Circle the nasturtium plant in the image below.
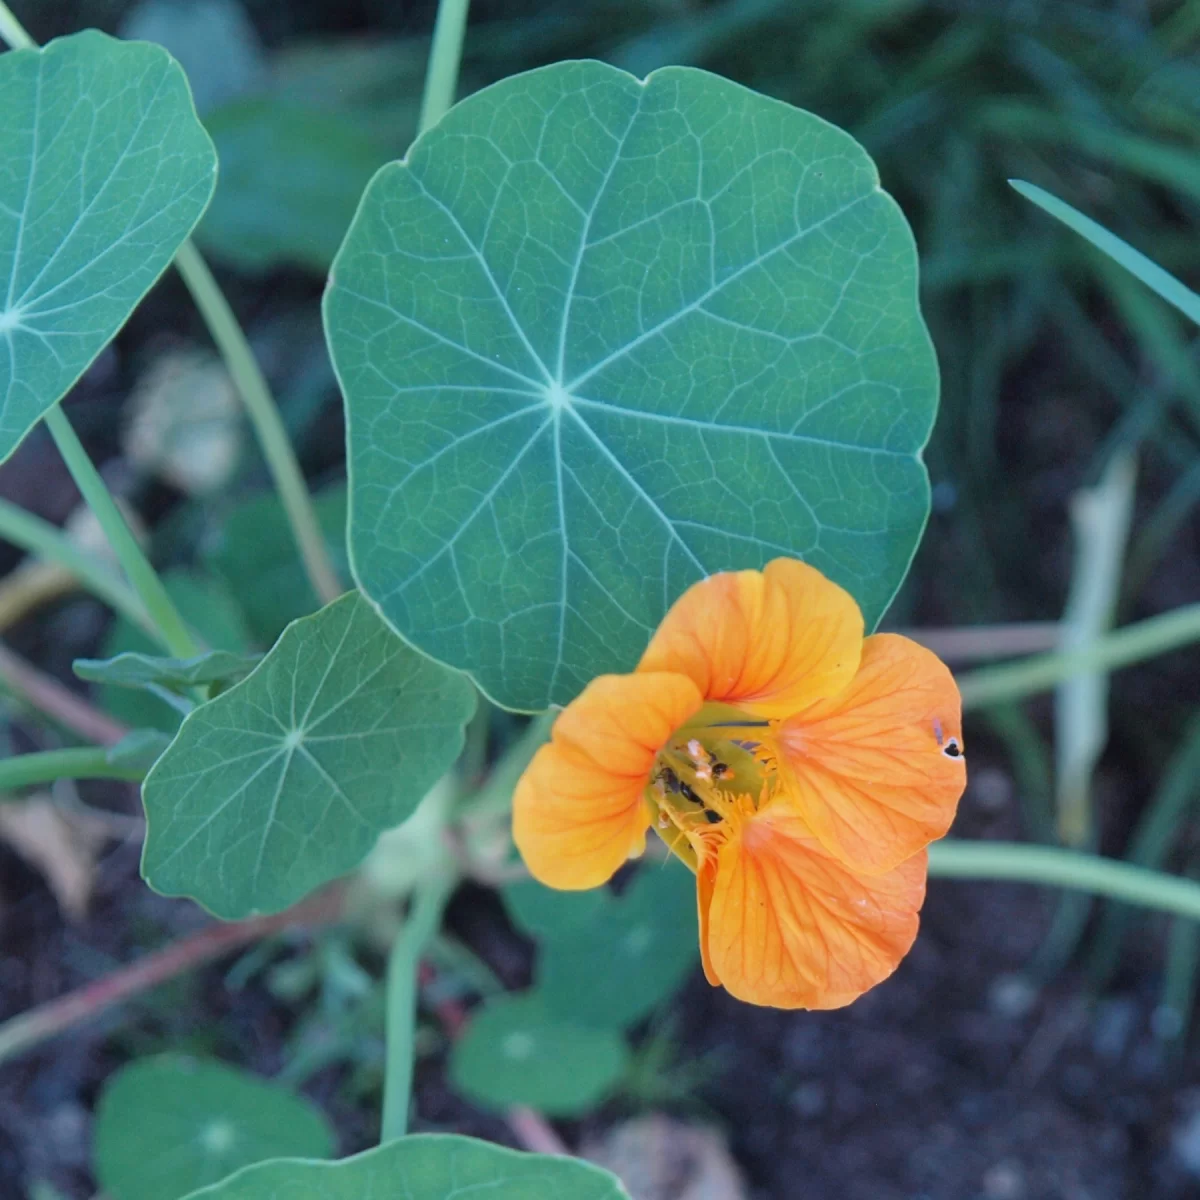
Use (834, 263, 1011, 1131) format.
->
(504, 863, 698, 1032)
(74, 648, 261, 691)
(0, 30, 216, 461)
(205, 484, 349, 645)
(96, 568, 251, 733)
(176, 1134, 630, 1200)
(199, 98, 393, 273)
(503, 876, 609, 942)
(535, 861, 699, 1031)
(326, 58, 937, 711)
(94, 1055, 335, 1200)
(0, 11, 987, 1193)
(450, 993, 629, 1116)
(142, 592, 476, 918)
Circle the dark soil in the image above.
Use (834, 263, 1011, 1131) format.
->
(3, 749, 1200, 1200)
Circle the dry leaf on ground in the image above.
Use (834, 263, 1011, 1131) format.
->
(583, 1114, 748, 1200)
(0, 795, 110, 920)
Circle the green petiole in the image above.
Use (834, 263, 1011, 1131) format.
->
(380, 872, 457, 1142)
(0, 745, 145, 792)
(42, 407, 200, 660)
(0, 497, 155, 640)
(417, 0, 471, 135)
(0, 1, 33, 49)
(172, 241, 342, 608)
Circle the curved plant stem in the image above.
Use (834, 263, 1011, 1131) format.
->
(0, 498, 152, 636)
(417, 0, 471, 134)
(376, 2, 474, 1141)
(929, 840, 1200, 920)
(0, 1, 34, 49)
(43, 407, 199, 658)
(0, 746, 143, 792)
(957, 603, 1200, 710)
(381, 872, 457, 1143)
(172, 241, 342, 608)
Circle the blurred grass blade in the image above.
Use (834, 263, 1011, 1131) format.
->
(929, 840, 1200, 920)
(1010, 181, 1200, 328)
(1101, 267, 1200, 440)
(982, 704, 1055, 844)
(958, 604, 1200, 709)
(1055, 452, 1137, 847)
(1088, 713, 1200, 987)
(1157, 892, 1200, 1054)
(1126, 460, 1200, 604)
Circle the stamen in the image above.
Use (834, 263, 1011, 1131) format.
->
(649, 702, 788, 865)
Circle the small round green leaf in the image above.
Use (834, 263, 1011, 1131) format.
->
(93, 1055, 334, 1200)
(325, 60, 936, 711)
(141, 591, 477, 918)
(0, 31, 217, 461)
(175, 1133, 629, 1200)
(502, 877, 608, 943)
(450, 993, 628, 1116)
(537, 863, 698, 1030)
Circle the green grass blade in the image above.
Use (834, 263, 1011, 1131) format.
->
(1010, 180, 1200, 328)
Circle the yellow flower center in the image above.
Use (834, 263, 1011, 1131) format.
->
(644, 702, 780, 871)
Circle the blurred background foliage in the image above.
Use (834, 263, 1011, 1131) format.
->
(6, 0, 1200, 1194)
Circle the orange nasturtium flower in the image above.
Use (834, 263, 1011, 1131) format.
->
(513, 559, 967, 1010)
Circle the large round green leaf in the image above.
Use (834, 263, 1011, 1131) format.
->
(141, 591, 477, 918)
(0, 31, 216, 461)
(94, 1055, 335, 1200)
(178, 1134, 629, 1200)
(325, 60, 936, 712)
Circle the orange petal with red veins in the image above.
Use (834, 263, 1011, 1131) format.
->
(704, 803, 926, 1009)
(637, 558, 864, 718)
(776, 633, 965, 876)
(512, 672, 703, 890)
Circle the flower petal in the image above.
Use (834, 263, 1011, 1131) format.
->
(637, 558, 863, 717)
(697, 860, 720, 986)
(776, 633, 965, 875)
(705, 804, 926, 1009)
(513, 672, 703, 890)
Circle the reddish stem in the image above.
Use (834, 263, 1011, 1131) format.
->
(0, 884, 344, 1064)
(0, 641, 130, 747)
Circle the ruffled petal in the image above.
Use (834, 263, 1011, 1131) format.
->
(776, 633, 965, 875)
(513, 672, 703, 890)
(637, 558, 863, 718)
(704, 803, 926, 1009)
